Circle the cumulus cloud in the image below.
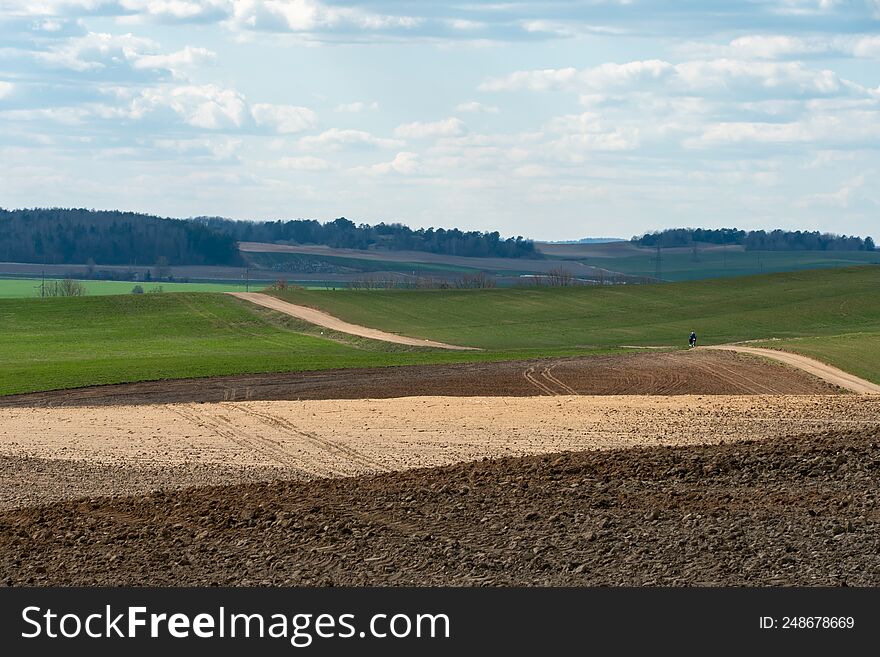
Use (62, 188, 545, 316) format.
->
(454, 101, 499, 114)
(129, 83, 251, 129)
(132, 45, 215, 73)
(278, 155, 331, 170)
(251, 103, 317, 133)
(482, 57, 867, 100)
(0, 81, 13, 98)
(682, 34, 880, 60)
(298, 127, 403, 150)
(394, 117, 465, 139)
(228, 0, 421, 35)
(334, 100, 379, 112)
(797, 174, 866, 207)
(352, 151, 421, 175)
(13, 30, 216, 81)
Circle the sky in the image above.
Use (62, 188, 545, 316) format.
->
(0, 1, 878, 240)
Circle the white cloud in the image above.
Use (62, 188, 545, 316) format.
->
(229, 0, 421, 35)
(278, 155, 331, 170)
(798, 174, 865, 207)
(251, 103, 317, 133)
(481, 58, 861, 99)
(394, 117, 465, 138)
(353, 151, 421, 175)
(454, 101, 499, 114)
(132, 46, 216, 74)
(22, 31, 215, 79)
(479, 67, 579, 92)
(545, 111, 641, 154)
(129, 83, 251, 129)
(299, 127, 403, 150)
(334, 100, 379, 112)
(0, 81, 13, 99)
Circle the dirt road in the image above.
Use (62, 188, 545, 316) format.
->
(4, 426, 878, 586)
(230, 292, 478, 350)
(0, 350, 841, 407)
(1, 394, 877, 509)
(705, 345, 880, 394)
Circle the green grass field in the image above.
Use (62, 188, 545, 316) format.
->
(274, 266, 880, 348)
(549, 248, 880, 282)
(3, 266, 878, 396)
(0, 278, 253, 298)
(0, 293, 603, 396)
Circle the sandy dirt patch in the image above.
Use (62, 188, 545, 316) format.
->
(230, 292, 478, 350)
(1, 394, 877, 509)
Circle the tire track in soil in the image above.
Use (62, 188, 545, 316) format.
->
(226, 405, 388, 474)
(523, 366, 558, 396)
(707, 360, 780, 395)
(691, 361, 776, 395)
(541, 365, 578, 395)
(170, 406, 314, 475)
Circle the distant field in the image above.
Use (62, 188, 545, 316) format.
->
(244, 251, 479, 275)
(3, 266, 878, 396)
(539, 243, 880, 282)
(759, 332, 880, 385)
(273, 267, 880, 351)
(0, 278, 253, 298)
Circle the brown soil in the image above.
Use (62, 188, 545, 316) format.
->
(705, 345, 880, 394)
(0, 350, 842, 408)
(3, 426, 878, 586)
(1, 394, 877, 510)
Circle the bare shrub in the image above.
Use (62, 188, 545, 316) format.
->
(44, 278, 86, 297)
(454, 272, 497, 289)
(545, 268, 575, 287)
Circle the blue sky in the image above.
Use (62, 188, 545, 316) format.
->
(0, 1, 878, 240)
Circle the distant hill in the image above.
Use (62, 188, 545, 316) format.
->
(0, 208, 241, 267)
(634, 227, 875, 251)
(543, 238, 625, 244)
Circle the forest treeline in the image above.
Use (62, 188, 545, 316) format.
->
(633, 228, 875, 251)
(0, 209, 537, 266)
(0, 208, 241, 266)
(195, 216, 537, 259)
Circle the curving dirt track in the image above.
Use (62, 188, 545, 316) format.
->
(0, 350, 842, 408)
(230, 292, 478, 350)
(1, 394, 877, 510)
(4, 426, 879, 586)
(704, 345, 880, 394)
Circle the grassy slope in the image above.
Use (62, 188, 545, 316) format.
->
(0, 293, 603, 396)
(273, 266, 880, 349)
(3, 266, 878, 396)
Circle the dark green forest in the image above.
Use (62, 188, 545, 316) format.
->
(0, 208, 241, 266)
(195, 216, 537, 258)
(0, 209, 537, 266)
(634, 228, 875, 251)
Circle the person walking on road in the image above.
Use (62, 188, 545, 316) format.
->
(689, 331, 698, 348)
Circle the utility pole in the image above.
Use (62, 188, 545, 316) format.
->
(246, 267, 250, 293)
(41, 270, 45, 298)
(655, 243, 662, 283)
